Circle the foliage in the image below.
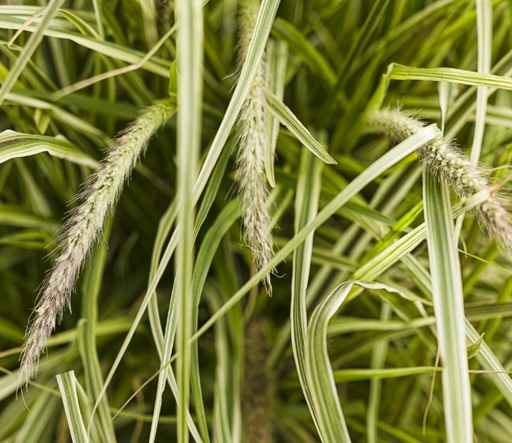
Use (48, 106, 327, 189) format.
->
(1, 0, 512, 442)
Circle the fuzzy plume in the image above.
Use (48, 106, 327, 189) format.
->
(19, 99, 175, 387)
(235, 0, 274, 294)
(366, 108, 512, 249)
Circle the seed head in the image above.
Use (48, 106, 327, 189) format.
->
(235, 0, 274, 294)
(19, 99, 175, 387)
(367, 108, 512, 251)
(242, 320, 273, 442)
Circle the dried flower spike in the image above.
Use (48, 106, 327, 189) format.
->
(242, 320, 273, 443)
(19, 99, 175, 387)
(366, 108, 512, 250)
(235, 0, 274, 294)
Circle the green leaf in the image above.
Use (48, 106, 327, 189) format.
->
(306, 281, 405, 443)
(0, 0, 65, 106)
(265, 39, 288, 187)
(423, 170, 472, 442)
(78, 217, 116, 443)
(265, 91, 337, 164)
(0, 130, 98, 168)
(172, 1, 203, 442)
(272, 18, 337, 86)
(168, 59, 178, 97)
(388, 63, 512, 90)
(467, 333, 485, 359)
(291, 148, 323, 435)
(56, 371, 89, 443)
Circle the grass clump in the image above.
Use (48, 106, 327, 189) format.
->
(0, 1, 511, 442)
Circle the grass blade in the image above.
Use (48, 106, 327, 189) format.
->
(291, 148, 323, 433)
(175, 0, 203, 441)
(265, 39, 288, 187)
(306, 282, 404, 442)
(471, 0, 492, 163)
(0, 0, 65, 106)
(271, 18, 336, 86)
(0, 130, 98, 168)
(388, 63, 512, 90)
(423, 170, 472, 442)
(366, 304, 391, 443)
(56, 371, 89, 443)
(79, 218, 115, 443)
(266, 91, 337, 164)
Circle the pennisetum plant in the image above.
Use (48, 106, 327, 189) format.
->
(235, 0, 275, 295)
(19, 98, 176, 388)
(4, 2, 512, 442)
(366, 108, 512, 252)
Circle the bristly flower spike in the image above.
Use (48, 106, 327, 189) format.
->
(19, 99, 175, 388)
(242, 319, 273, 442)
(367, 108, 512, 251)
(235, 0, 275, 294)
